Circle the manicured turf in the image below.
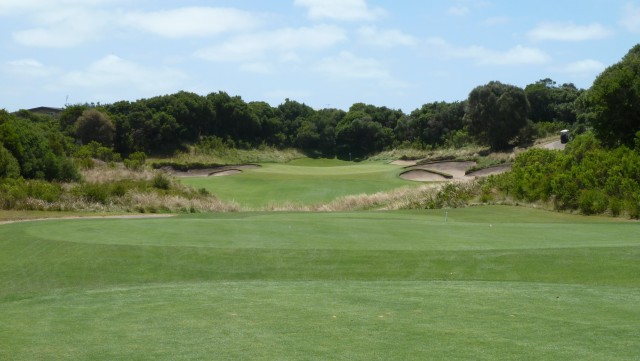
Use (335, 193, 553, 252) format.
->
(179, 160, 414, 208)
(1, 206, 638, 360)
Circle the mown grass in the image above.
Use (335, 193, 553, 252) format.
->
(0, 206, 638, 360)
(180, 160, 415, 209)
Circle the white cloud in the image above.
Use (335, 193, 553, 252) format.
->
(3, 59, 56, 77)
(528, 22, 613, 41)
(122, 7, 261, 38)
(357, 26, 416, 47)
(61, 55, 186, 92)
(0, 0, 117, 15)
(426, 38, 551, 66)
(620, 2, 640, 33)
(195, 25, 347, 62)
(560, 59, 606, 75)
(294, 0, 385, 21)
(11, 8, 111, 47)
(465, 45, 551, 66)
(447, 6, 469, 16)
(313, 51, 391, 80)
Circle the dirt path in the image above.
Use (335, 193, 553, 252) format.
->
(538, 140, 566, 150)
(0, 214, 175, 226)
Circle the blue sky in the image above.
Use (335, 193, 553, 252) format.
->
(1, 0, 639, 112)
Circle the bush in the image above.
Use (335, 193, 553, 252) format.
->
(578, 189, 609, 215)
(503, 133, 640, 217)
(124, 151, 146, 170)
(73, 183, 110, 204)
(152, 173, 171, 190)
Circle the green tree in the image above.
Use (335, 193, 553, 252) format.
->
(75, 109, 116, 147)
(0, 143, 20, 178)
(335, 112, 392, 159)
(0, 116, 78, 181)
(586, 44, 640, 147)
(406, 101, 465, 146)
(465, 81, 530, 150)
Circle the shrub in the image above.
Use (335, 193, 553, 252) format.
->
(73, 183, 110, 204)
(578, 189, 609, 215)
(124, 151, 146, 170)
(152, 173, 171, 190)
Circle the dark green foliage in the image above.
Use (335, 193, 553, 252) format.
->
(586, 44, 640, 147)
(0, 144, 20, 178)
(58, 105, 88, 134)
(0, 115, 79, 181)
(403, 101, 466, 147)
(0, 178, 63, 209)
(75, 109, 115, 147)
(152, 173, 171, 190)
(466, 81, 530, 150)
(124, 151, 146, 170)
(502, 133, 640, 217)
(524, 79, 582, 123)
(335, 113, 392, 159)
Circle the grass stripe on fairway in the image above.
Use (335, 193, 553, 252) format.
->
(1, 205, 639, 360)
(1, 281, 639, 361)
(179, 161, 414, 208)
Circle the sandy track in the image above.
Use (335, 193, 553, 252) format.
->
(400, 169, 449, 181)
(538, 140, 566, 150)
(399, 160, 512, 182)
(466, 163, 512, 177)
(0, 214, 175, 226)
(413, 161, 476, 179)
(169, 164, 260, 177)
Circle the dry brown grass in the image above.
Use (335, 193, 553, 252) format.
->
(258, 184, 445, 212)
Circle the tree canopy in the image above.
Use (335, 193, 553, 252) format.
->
(586, 44, 640, 147)
(465, 81, 530, 150)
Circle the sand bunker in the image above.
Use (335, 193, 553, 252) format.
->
(466, 164, 512, 177)
(391, 160, 418, 166)
(210, 169, 242, 177)
(414, 161, 476, 180)
(170, 164, 260, 177)
(398, 160, 512, 182)
(400, 169, 449, 182)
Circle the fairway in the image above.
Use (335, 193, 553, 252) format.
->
(179, 159, 415, 208)
(1, 206, 639, 360)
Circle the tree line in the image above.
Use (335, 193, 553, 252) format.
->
(1, 44, 639, 185)
(58, 77, 583, 160)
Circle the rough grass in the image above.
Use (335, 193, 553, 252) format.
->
(155, 147, 304, 167)
(370, 145, 488, 163)
(1, 206, 638, 360)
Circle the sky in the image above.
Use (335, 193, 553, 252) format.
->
(1, 0, 639, 113)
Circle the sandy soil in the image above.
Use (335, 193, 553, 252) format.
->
(413, 161, 477, 180)
(400, 169, 449, 182)
(538, 140, 566, 150)
(210, 170, 242, 177)
(169, 164, 260, 177)
(390, 160, 418, 166)
(466, 163, 512, 177)
(0, 214, 175, 226)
